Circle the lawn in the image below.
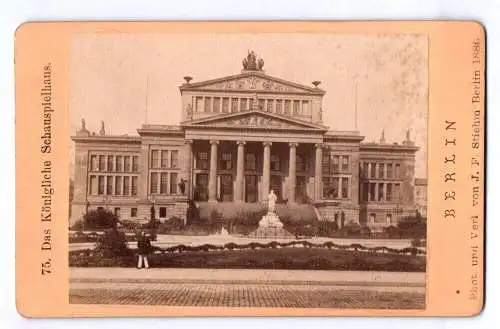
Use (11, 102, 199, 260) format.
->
(70, 247, 425, 272)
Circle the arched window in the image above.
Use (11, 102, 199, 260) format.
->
(370, 213, 376, 223)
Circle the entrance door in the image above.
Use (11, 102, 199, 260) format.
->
(270, 175, 282, 202)
(296, 175, 307, 203)
(195, 173, 208, 201)
(245, 175, 258, 203)
(220, 174, 233, 201)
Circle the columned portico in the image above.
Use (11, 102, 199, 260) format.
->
(262, 142, 272, 201)
(208, 140, 219, 202)
(288, 142, 298, 203)
(235, 141, 246, 202)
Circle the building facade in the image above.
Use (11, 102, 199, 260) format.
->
(70, 51, 423, 230)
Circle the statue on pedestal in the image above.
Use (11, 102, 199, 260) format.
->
(258, 190, 283, 228)
(268, 190, 277, 214)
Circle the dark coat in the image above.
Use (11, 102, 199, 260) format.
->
(137, 235, 152, 255)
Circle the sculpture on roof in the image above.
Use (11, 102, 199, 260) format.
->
(242, 50, 264, 71)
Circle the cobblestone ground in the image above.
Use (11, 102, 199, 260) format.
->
(70, 282, 425, 309)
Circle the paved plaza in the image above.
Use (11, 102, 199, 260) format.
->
(69, 268, 425, 309)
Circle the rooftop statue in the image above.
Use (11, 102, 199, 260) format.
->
(242, 50, 264, 71)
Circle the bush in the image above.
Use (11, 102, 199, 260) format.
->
(398, 216, 426, 238)
(341, 220, 361, 236)
(71, 220, 85, 231)
(317, 220, 339, 237)
(384, 225, 401, 238)
(119, 220, 142, 230)
(95, 228, 132, 258)
(83, 209, 119, 230)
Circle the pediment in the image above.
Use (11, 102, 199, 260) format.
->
(183, 111, 327, 131)
(181, 72, 324, 95)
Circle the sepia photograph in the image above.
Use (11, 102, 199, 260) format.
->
(67, 33, 428, 309)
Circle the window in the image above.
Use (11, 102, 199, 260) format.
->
(378, 163, 385, 179)
(363, 163, 369, 178)
(342, 156, 349, 171)
(394, 183, 401, 201)
(132, 156, 139, 172)
(195, 96, 203, 112)
(222, 98, 229, 113)
(284, 100, 291, 114)
(332, 155, 339, 172)
(151, 150, 159, 168)
(99, 155, 105, 171)
(231, 98, 238, 112)
(98, 176, 105, 195)
(131, 208, 138, 218)
(386, 214, 392, 225)
(386, 183, 392, 201)
(150, 172, 158, 194)
(369, 182, 376, 201)
(267, 99, 274, 112)
(342, 177, 349, 198)
(378, 183, 384, 201)
(271, 154, 280, 171)
(124, 156, 131, 172)
(196, 152, 209, 170)
(221, 152, 233, 170)
(159, 207, 167, 218)
(115, 176, 122, 195)
(276, 100, 282, 114)
(97, 207, 104, 212)
(204, 97, 211, 112)
(131, 176, 138, 196)
(90, 155, 97, 171)
(171, 150, 179, 168)
(387, 164, 393, 178)
(116, 156, 123, 172)
(114, 207, 121, 218)
(323, 177, 339, 199)
(240, 98, 247, 112)
(395, 164, 401, 178)
(160, 173, 168, 194)
(107, 156, 114, 172)
(257, 99, 264, 111)
(161, 150, 168, 168)
(370, 163, 376, 178)
(106, 176, 113, 195)
(362, 182, 369, 201)
(322, 154, 330, 174)
(293, 100, 300, 115)
(302, 101, 310, 115)
(296, 155, 305, 172)
(89, 176, 97, 195)
(213, 97, 221, 113)
(370, 213, 376, 223)
(246, 153, 257, 170)
(123, 176, 130, 195)
(170, 173, 178, 194)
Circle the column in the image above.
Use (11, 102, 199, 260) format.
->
(208, 140, 218, 202)
(235, 141, 245, 202)
(338, 176, 343, 198)
(185, 140, 193, 198)
(288, 142, 298, 203)
(262, 142, 272, 201)
(314, 143, 323, 201)
(374, 182, 379, 202)
(383, 182, 387, 202)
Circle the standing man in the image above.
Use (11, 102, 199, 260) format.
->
(137, 231, 151, 269)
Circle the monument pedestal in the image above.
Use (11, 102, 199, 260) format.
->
(259, 212, 284, 228)
(248, 211, 293, 239)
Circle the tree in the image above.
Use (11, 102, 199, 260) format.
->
(83, 209, 118, 230)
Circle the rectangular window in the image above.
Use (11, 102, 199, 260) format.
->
(342, 156, 349, 171)
(369, 182, 376, 201)
(296, 155, 305, 172)
(378, 163, 385, 179)
(322, 155, 330, 174)
(171, 150, 179, 168)
(115, 176, 122, 195)
(271, 154, 280, 171)
(99, 155, 105, 171)
(107, 156, 114, 172)
(114, 207, 121, 218)
(362, 182, 369, 201)
(322, 177, 339, 199)
(106, 176, 113, 195)
(98, 176, 105, 195)
(213, 97, 221, 113)
(222, 97, 229, 113)
(90, 155, 98, 171)
(196, 96, 203, 112)
(89, 175, 97, 195)
(394, 183, 401, 201)
(132, 156, 139, 172)
(332, 155, 340, 172)
(363, 163, 369, 179)
(159, 207, 167, 218)
(151, 150, 159, 169)
(258, 99, 265, 111)
(275, 100, 283, 114)
(293, 100, 300, 115)
(378, 183, 384, 201)
(150, 172, 158, 194)
(160, 172, 168, 194)
(131, 176, 138, 196)
(124, 156, 131, 172)
(267, 99, 274, 112)
(246, 153, 257, 170)
(204, 97, 211, 112)
(240, 98, 247, 112)
(284, 100, 291, 114)
(370, 163, 376, 179)
(231, 98, 238, 112)
(170, 173, 178, 194)
(302, 101, 310, 115)
(196, 152, 209, 170)
(395, 164, 401, 178)
(160, 150, 168, 168)
(342, 177, 349, 198)
(386, 183, 392, 201)
(387, 163, 393, 178)
(221, 152, 233, 170)
(131, 208, 138, 218)
(123, 176, 130, 195)
(116, 156, 123, 172)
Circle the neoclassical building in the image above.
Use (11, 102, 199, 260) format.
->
(71, 51, 422, 231)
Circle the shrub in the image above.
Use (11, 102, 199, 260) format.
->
(317, 220, 339, 237)
(341, 220, 361, 236)
(83, 209, 119, 230)
(95, 228, 131, 258)
(384, 225, 401, 238)
(70, 219, 85, 231)
(119, 220, 142, 230)
(398, 216, 426, 238)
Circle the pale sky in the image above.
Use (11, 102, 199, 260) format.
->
(70, 33, 428, 178)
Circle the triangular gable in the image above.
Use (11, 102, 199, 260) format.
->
(182, 110, 328, 131)
(180, 71, 325, 95)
